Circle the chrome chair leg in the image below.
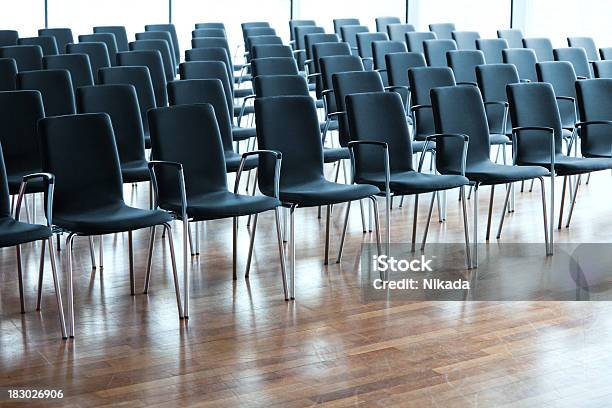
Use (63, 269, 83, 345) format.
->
(163, 223, 184, 318)
(282, 206, 288, 243)
(496, 183, 512, 239)
(47, 238, 67, 339)
(460, 186, 472, 269)
(411, 195, 419, 252)
(187, 222, 195, 256)
(128, 231, 135, 295)
(473, 185, 479, 268)
(182, 217, 189, 318)
(290, 206, 296, 299)
(232, 217, 238, 280)
(421, 192, 436, 251)
(529, 179, 535, 192)
(399, 195, 405, 207)
(370, 197, 382, 254)
(539, 177, 550, 255)
(143, 226, 156, 293)
(324, 205, 332, 265)
(16, 245, 25, 313)
(245, 213, 258, 278)
(485, 185, 495, 241)
(336, 201, 352, 264)
(368, 199, 373, 232)
(65, 233, 76, 337)
(359, 199, 366, 233)
(274, 208, 289, 300)
(549, 173, 555, 256)
(565, 174, 581, 228)
(558, 176, 567, 230)
(89, 236, 97, 269)
(36, 240, 45, 311)
(99, 235, 104, 269)
(195, 222, 200, 255)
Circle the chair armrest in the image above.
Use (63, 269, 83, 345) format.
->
(421, 134, 469, 175)
(457, 81, 478, 86)
(484, 101, 509, 108)
(347, 141, 390, 189)
(237, 94, 256, 126)
(512, 126, 555, 167)
(556, 96, 575, 103)
(234, 150, 282, 198)
(575, 120, 612, 128)
(384, 85, 409, 92)
(376, 68, 387, 73)
(410, 104, 432, 113)
(293, 49, 305, 55)
(321, 89, 334, 98)
(16, 173, 55, 227)
(148, 161, 187, 219)
(327, 111, 346, 119)
(361, 57, 373, 61)
(520, 78, 532, 83)
(577, 76, 588, 80)
(307, 72, 321, 79)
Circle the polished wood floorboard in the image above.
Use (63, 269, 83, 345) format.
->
(2, 166, 612, 407)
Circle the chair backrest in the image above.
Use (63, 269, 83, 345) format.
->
(431, 85, 491, 171)
(429, 23, 456, 40)
(136, 31, 177, 68)
(568, 36, 599, 61)
(179, 61, 233, 112)
(79, 33, 118, 66)
(195, 22, 226, 30)
(476, 38, 508, 63)
(295, 26, 325, 52)
(304, 33, 339, 73)
(447, 49, 485, 84)
(117, 50, 168, 107)
(192, 28, 226, 39)
(313, 42, 352, 98)
(38, 28, 73, 53)
(536, 61, 578, 128)
(423, 39, 457, 67)
(67, 42, 111, 84)
(600, 47, 612, 60)
(17, 69, 75, 117)
(334, 18, 360, 35)
(408, 66, 456, 139)
(99, 66, 156, 135)
(476, 63, 519, 134)
(332, 70, 385, 147)
(251, 57, 299, 77)
(167, 79, 234, 155)
(254, 74, 310, 97)
(130, 39, 175, 81)
(190, 37, 234, 66)
(451, 31, 480, 50)
(356, 32, 388, 59)
(376, 17, 401, 33)
(507, 82, 564, 159)
(593, 60, 612, 78)
(18, 36, 58, 56)
(76, 84, 146, 166)
(502, 48, 538, 82)
(243, 27, 276, 42)
(319, 55, 364, 113)
(255, 96, 324, 196)
(387, 24, 415, 42)
(347, 91, 414, 176)
(145, 24, 180, 64)
(94, 26, 129, 52)
(289, 19, 316, 41)
(0, 30, 18, 47)
(554, 47, 592, 79)
(0, 58, 17, 90)
(43, 54, 94, 90)
(0, 45, 42, 71)
(241, 22, 270, 30)
(406, 31, 437, 54)
(0, 90, 45, 188)
(246, 35, 283, 56)
(340, 25, 369, 53)
(523, 37, 554, 62)
(497, 29, 523, 48)
(372, 40, 407, 71)
(185, 47, 233, 84)
(575, 78, 612, 157)
(39, 113, 124, 215)
(252, 44, 293, 59)
(386, 51, 426, 103)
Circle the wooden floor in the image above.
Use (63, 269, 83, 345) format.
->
(2, 165, 612, 407)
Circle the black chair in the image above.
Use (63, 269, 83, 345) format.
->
(447, 49, 485, 86)
(593, 60, 612, 78)
(356, 32, 388, 67)
(255, 95, 381, 296)
(0, 58, 17, 90)
(507, 82, 612, 232)
(376, 17, 401, 33)
(497, 29, 523, 48)
(333, 18, 360, 35)
(476, 38, 507, 63)
(346, 91, 471, 261)
(289, 19, 315, 44)
(312, 42, 352, 99)
(251, 57, 298, 78)
(341, 25, 369, 56)
(245, 36, 284, 68)
(423, 39, 457, 67)
(253, 74, 310, 97)
(386, 51, 426, 105)
(17, 69, 75, 117)
(554, 47, 592, 79)
(568, 37, 599, 61)
(304, 33, 339, 76)
(94, 26, 129, 52)
(117, 50, 168, 107)
(144, 24, 180, 66)
(195, 22, 226, 30)
(294, 26, 325, 71)
(575, 78, 612, 159)
(99, 66, 156, 149)
(192, 28, 226, 39)
(523, 37, 554, 62)
(0, 45, 43, 71)
(502, 48, 538, 82)
(372, 40, 407, 85)
(432, 85, 550, 266)
(43, 54, 95, 90)
(136, 31, 177, 68)
(79, 33, 119, 66)
(38, 113, 182, 337)
(452, 31, 480, 50)
(0, 30, 18, 46)
(429, 23, 455, 40)
(38, 28, 73, 52)
(67, 42, 111, 84)
(406, 31, 436, 54)
(189, 37, 245, 81)
(387, 24, 415, 42)
(76, 85, 150, 185)
(0, 140, 66, 338)
(18, 36, 58, 56)
(129, 39, 175, 81)
(600, 47, 612, 60)
(252, 44, 293, 59)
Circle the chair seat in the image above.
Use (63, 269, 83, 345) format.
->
(490, 133, 511, 145)
(121, 160, 150, 183)
(0, 217, 52, 248)
(323, 147, 350, 163)
(232, 126, 256, 141)
(163, 191, 280, 221)
(465, 161, 550, 185)
(7, 170, 45, 195)
(520, 155, 612, 176)
(54, 204, 174, 235)
(225, 151, 258, 173)
(234, 105, 255, 117)
(234, 87, 253, 98)
(357, 171, 470, 195)
(279, 179, 380, 207)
